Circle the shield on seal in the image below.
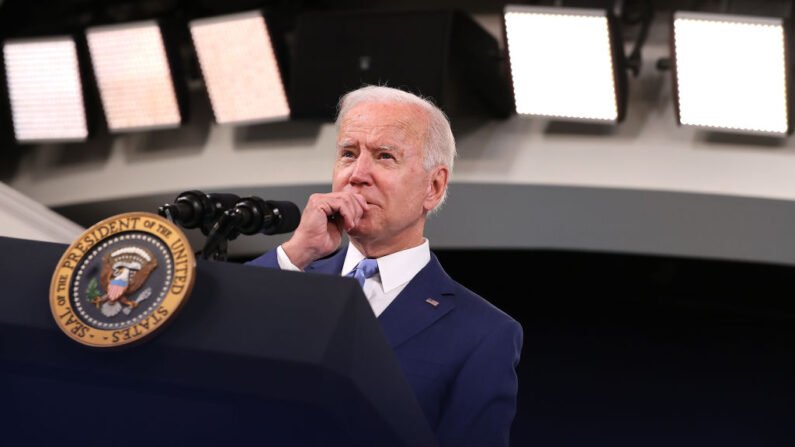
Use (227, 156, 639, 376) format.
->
(108, 279, 127, 300)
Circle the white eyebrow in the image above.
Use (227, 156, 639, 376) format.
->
(337, 142, 399, 152)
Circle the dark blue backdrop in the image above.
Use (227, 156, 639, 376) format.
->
(434, 250, 795, 447)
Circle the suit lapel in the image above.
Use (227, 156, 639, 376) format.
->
(377, 254, 456, 350)
(308, 248, 457, 350)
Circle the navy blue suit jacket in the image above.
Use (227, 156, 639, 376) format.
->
(248, 246, 523, 447)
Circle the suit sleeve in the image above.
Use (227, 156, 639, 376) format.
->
(247, 246, 306, 271)
(435, 318, 523, 447)
(245, 247, 280, 269)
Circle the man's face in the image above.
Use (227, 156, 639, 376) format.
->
(333, 101, 438, 245)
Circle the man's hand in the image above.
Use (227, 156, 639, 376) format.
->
(281, 191, 368, 269)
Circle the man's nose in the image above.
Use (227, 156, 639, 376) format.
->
(349, 155, 372, 185)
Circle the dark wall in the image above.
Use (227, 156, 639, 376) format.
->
(434, 249, 795, 446)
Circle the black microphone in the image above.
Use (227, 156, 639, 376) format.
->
(229, 197, 301, 235)
(158, 190, 240, 233)
(199, 197, 301, 260)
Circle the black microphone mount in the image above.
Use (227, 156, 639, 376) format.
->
(159, 191, 301, 261)
(158, 190, 240, 235)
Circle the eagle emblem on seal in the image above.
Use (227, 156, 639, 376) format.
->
(89, 246, 158, 317)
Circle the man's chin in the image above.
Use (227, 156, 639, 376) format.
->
(346, 222, 376, 239)
(346, 227, 365, 237)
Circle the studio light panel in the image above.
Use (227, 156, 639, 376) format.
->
(190, 11, 290, 124)
(86, 21, 181, 132)
(673, 12, 789, 135)
(3, 37, 88, 142)
(505, 5, 621, 122)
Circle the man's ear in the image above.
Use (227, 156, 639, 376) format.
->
(423, 165, 449, 211)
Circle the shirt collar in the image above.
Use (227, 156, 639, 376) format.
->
(341, 239, 431, 293)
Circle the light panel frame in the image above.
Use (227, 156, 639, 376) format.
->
(504, 4, 627, 124)
(671, 11, 791, 136)
(86, 20, 183, 133)
(2, 36, 89, 143)
(189, 11, 290, 125)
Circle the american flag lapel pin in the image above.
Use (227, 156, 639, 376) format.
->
(425, 298, 439, 307)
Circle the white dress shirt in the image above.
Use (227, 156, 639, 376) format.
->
(276, 240, 431, 317)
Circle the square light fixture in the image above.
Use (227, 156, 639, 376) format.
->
(86, 21, 182, 132)
(3, 37, 88, 142)
(504, 5, 626, 123)
(672, 11, 789, 136)
(190, 11, 290, 124)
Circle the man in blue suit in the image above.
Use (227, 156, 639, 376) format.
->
(248, 86, 522, 446)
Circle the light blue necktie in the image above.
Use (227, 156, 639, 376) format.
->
(347, 258, 379, 288)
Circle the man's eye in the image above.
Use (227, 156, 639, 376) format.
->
(378, 153, 394, 160)
(341, 150, 355, 158)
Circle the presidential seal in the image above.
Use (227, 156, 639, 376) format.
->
(49, 212, 196, 348)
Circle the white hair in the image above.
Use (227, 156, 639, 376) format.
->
(336, 85, 457, 209)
